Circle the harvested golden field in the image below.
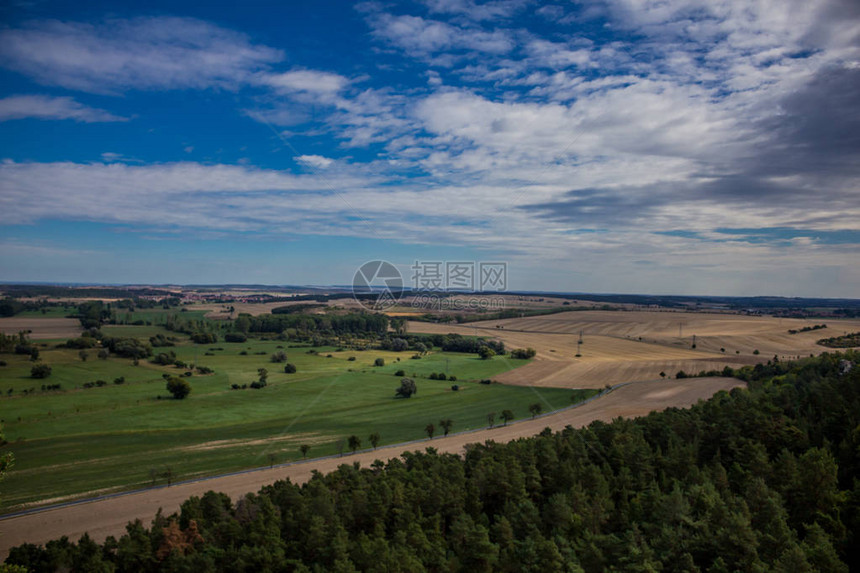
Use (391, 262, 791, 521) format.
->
(408, 311, 860, 388)
(0, 317, 82, 340)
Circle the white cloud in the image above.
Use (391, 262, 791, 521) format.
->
(422, 0, 525, 21)
(0, 17, 283, 93)
(295, 155, 334, 168)
(0, 95, 127, 122)
(260, 70, 349, 95)
(367, 13, 514, 57)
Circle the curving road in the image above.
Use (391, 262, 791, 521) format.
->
(0, 376, 743, 559)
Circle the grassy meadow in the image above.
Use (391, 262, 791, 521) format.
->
(0, 322, 588, 511)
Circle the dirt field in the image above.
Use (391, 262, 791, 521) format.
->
(0, 318, 82, 340)
(0, 376, 742, 557)
(408, 311, 860, 387)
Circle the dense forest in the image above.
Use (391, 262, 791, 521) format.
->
(5, 351, 859, 572)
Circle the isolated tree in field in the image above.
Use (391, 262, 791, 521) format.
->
(271, 350, 287, 363)
(348, 435, 361, 453)
(162, 466, 175, 486)
(78, 350, 88, 362)
(30, 364, 51, 379)
(487, 412, 496, 428)
(284, 363, 297, 374)
(374, 357, 385, 367)
(369, 432, 380, 450)
(166, 376, 191, 399)
(439, 419, 453, 436)
(396, 378, 417, 398)
(29, 347, 39, 362)
(300, 444, 310, 458)
(268, 453, 276, 468)
(660, 371, 666, 378)
(501, 409, 515, 426)
(425, 423, 436, 439)
(258, 368, 268, 383)
(529, 403, 543, 418)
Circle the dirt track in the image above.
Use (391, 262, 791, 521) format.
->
(0, 376, 743, 557)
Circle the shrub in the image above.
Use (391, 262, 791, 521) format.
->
(395, 369, 406, 377)
(149, 334, 175, 347)
(65, 337, 97, 349)
(165, 377, 191, 399)
(348, 356, 356, 361)
(396, 378, 417, 398)
(191, 332, 217, 344)
(102, 337, 152, 359)
(284, 363, 297, 374)
(478, 346, 496, 360)
(224, 333, 247, 343)
(31, 364, 52, 379)
(449, 375, 457, 382)
(97, 349, 109, 360)
(196, 366, 214, 374)
(250, 380, 267, 389)
(510, 347, 537, 359)
(113, 376, 125, 385)
(451, 384, 459, 391)
(437, 372, 447, 381)
(271, 350, 288, 363)
(374, 358, 385, 367)
(151, 351, 176, 366)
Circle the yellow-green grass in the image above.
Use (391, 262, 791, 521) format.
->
(0, 336, 586, 511)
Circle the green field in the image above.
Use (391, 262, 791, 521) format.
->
(0, 325, 589, 511)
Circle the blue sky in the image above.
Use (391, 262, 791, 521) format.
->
(0, 0, 858, 296)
